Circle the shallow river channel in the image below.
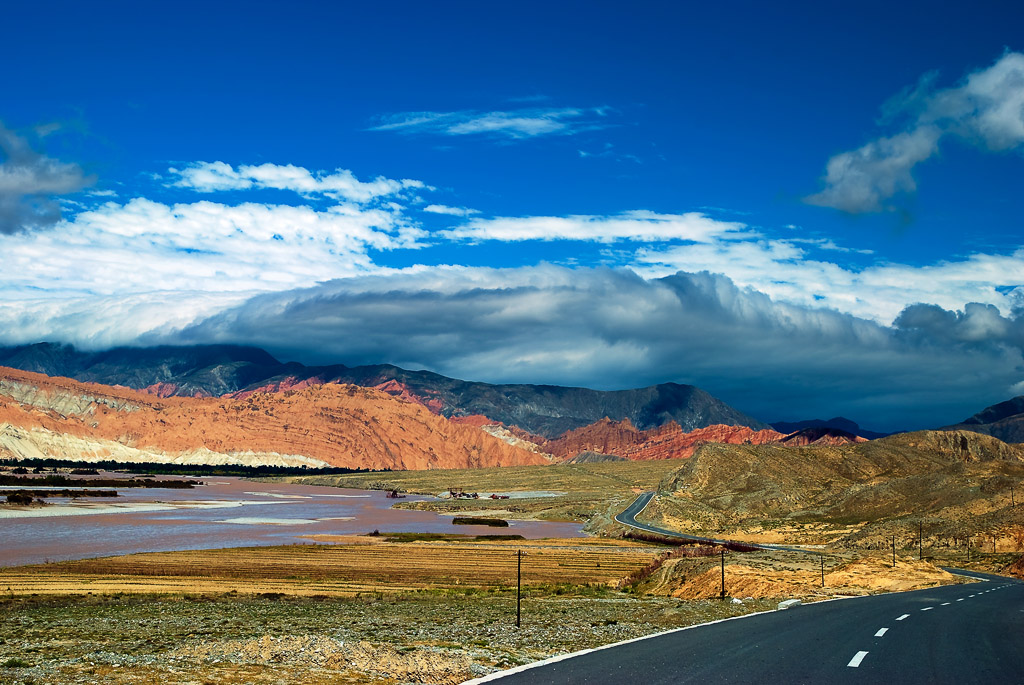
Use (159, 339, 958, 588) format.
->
(0, 476, 583, 567)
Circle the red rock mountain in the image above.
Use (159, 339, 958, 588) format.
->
(0, 366, 548, 470)
(542, 418, 785, 461)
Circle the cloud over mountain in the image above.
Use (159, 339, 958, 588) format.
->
(168, 266, 1024, 431)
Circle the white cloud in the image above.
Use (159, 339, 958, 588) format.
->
(369, 106, 612, 139)
(0, 197, 423, 304)
(443, 211, 748, 243)
(170, 161, 425, 203)
(807, 51, 1024, 213)
(636, 237, 1024, 325)
(804, 126, 941, 213)
(423, 204, 480, 216)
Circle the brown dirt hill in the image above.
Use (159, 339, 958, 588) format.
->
(656, 430, 1024, 548)
(0, 366, 549, 470)
(543, 419, 784, 461)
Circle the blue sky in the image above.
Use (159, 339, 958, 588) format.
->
(2, 1, 1024, 431)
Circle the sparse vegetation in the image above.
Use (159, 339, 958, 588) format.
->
(452, 516, 509, 527)
(0, 589, 774, 684)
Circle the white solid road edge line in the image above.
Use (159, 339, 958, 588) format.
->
(848, 651, 869, 668)
(462, 593, 867, 684)
(460, 607, 780, 684)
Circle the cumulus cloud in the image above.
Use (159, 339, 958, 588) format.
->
(169, 161, 425, 203)
(806, 51, 1024, 213)
(0, 197, 422, 301)
(443, 211, 747, 243)
(636, 237, 1024, 325)
(894, 301, 1024, 346)
(369, 106, 612, 139)
(167, 266, 1024, 431)
(0, 122, 93, 233)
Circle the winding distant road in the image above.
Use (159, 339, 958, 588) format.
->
(615, 490, 816, 554)
(466, 493, 1024, 684)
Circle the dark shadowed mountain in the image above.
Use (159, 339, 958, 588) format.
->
(942, 396, 1024, 444)
(770, 416, 889, 440)
(776, 426, 866, 446)
(0, 343, 769, 438)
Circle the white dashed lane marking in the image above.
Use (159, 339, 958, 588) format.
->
(896, 614, 910, 621)
(941, 602, 950, 606)
(921, 607, 934, 611)
(875, 628, 888, 637)
(848, 651, 869, 668)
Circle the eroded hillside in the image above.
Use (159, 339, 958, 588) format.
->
(648, 430, 1024, 549)
(0, 367, 549, 470)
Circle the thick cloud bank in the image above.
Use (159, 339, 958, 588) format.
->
(167, 266, 1024, 431)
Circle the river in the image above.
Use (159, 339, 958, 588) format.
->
(0, 476, 584, 567)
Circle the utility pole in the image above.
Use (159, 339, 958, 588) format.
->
(919, 521, 923, 561)
(967, 536, 971, 563)
(891, 535, 896, 568)
(820, 555, 825, 587)
(1012, 484, 1015, 507)
(719, 550, 726, 600)
(516, 549, 523, 628)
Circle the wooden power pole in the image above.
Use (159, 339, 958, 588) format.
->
(516, 549, 523, 628)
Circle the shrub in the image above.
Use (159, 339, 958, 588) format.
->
(2, 657, 32, 667)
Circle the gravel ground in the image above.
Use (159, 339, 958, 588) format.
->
(0, 590, 775, 684)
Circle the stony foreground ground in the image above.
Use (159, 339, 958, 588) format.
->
(0, 591, 775, 685)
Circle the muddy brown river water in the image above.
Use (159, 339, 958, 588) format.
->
(0, 476, 583, 567)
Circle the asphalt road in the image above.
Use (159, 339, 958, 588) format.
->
(472, 572, 1023, 684)
(614, 491, 815, 554)
(467, 492, 1024, 684)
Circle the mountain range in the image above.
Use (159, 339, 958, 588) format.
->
(0, 343, 769, 438)
(942, 397, 1024, 444)
(0, 366, 547, 470)
(2, 342, 1021, 467)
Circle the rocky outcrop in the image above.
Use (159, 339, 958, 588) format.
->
(0, 366, 548, 470)
(1005, 555, 1024, 580)
(543, 419, 784, 461)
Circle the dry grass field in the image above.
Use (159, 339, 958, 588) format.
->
(0, 537, 780, 684)
(0, 537, 661, 598)
(295, 459, 682, 495)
